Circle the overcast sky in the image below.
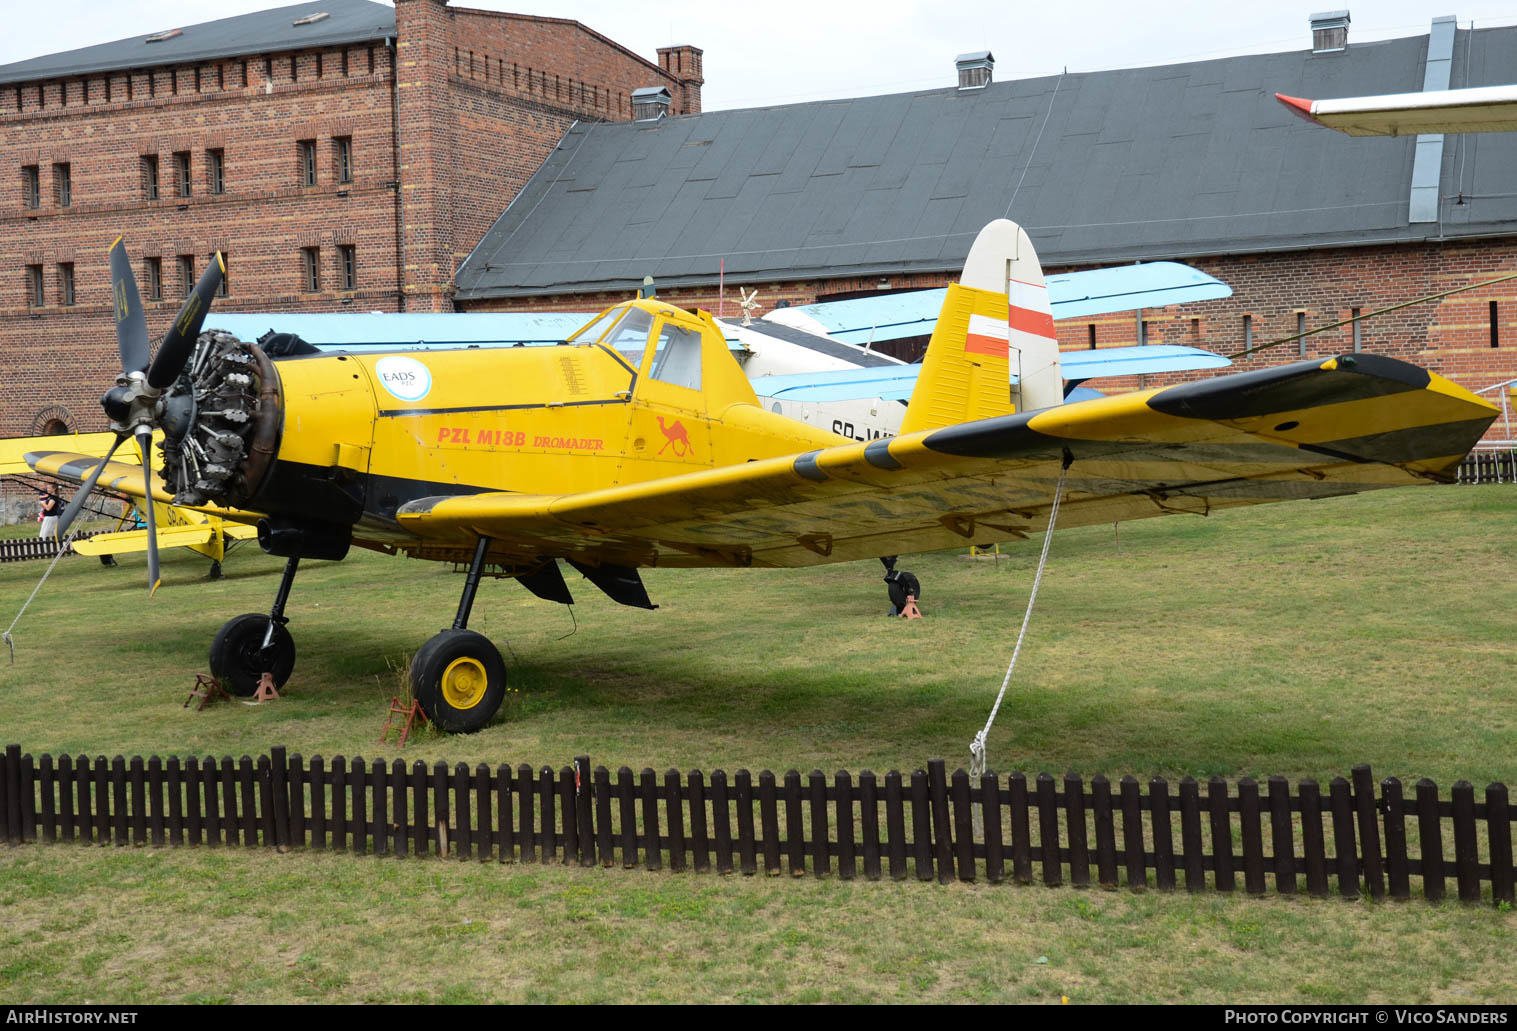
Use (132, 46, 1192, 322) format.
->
(3, 1, 1513, 110)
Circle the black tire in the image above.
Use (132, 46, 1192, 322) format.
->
(884, 570, 921, 612)
(410, 629, 507, 734)
(209, 613, 296, 697)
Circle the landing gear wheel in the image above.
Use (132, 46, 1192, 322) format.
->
(410, 629, 507, 734)
(884, 570, 921, 614)
(209, 613, 296, 697)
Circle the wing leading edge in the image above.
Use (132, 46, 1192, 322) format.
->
(398, 354, 1495, 569)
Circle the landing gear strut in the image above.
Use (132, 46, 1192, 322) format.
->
(411, 537, 509, 734)
(208, 556, 299, 696)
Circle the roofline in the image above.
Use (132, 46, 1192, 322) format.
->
(450, 5, 678, 83)
(0, 25, 394, 86)
(454, 228, 1517, 301)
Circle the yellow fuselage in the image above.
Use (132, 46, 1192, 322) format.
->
(251, 302, 846, 557)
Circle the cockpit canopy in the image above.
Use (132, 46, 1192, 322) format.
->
(566, 301, 709, 392)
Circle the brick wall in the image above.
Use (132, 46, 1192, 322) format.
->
(0, 1, 691, 436)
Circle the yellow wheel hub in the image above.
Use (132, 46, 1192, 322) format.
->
(440, 656, 488, 710)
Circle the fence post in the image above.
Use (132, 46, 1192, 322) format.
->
(1150, 777, 1174, 892)
(1010, 771, 1034, 885)
(884, 770, 907, 881)
(1352, 765, 1385, 900)
(710, 769, 732, 875)
(735, 769, 757, 875)
(112, 756, 129, 846)
(1091, 774, 1117, 889)
(1381, 777, 1409, 900)
(1179, 777, 1203, 892)
(758, 770, 779, 875)
(1207, 777, 1233, 892)
(1038, 773, 1062, 887)
(1120, 775, 1144, 890)
(1267, 776, 1296, 895)
(983, 773, 1005, 885)
(860, 770, 882, 881)
(270, 746, 290, 851)
(909, 769, 932, 882)
(575, 756, 595, 868)
(497, 764, 514, 863)
(928, 759, 953, 885)
(518, 763, 536, 864)
(641, 767, 663, 870)
(836, 770, 856, 881)
(1415, 779, 1445, 902)
(664, 768, 685, 873)
(950, 768, 973, 883)
(556, 765, 576, 866)
(595, 765, 615, 869)
(1299, 779, 1328, 897)
(1452, 781, 1480, 903)
(1064, 774, 1090, 888)
(618, 767, 638, 869)
(1328, 777, 1358, 899)
(689, 769, 709, 873)
(1238, 778, 1265, 895)
(1487, 784, 1513, 906)
(785, 770, 805, 877)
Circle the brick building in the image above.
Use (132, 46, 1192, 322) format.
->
(0, 0, 703, 436)
(454, 14, 1517, 433)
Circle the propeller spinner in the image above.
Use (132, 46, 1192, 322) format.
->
(55, 240, 224, 595)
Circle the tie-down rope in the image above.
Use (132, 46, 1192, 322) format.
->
(969, 458, 1071, 809)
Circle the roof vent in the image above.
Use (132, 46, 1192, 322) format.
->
(956, 51, 994, 90)
(1310, 10, 1350, 52)
(145, 28, 183, 44)
(632, 86, 671, 121)
(293, 12, 331, 27)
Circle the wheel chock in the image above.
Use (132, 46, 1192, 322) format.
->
(900, 594, 923, 620)
(184, 673, 230, 711)
(247, 672, 281, 704)
(379, 696, 428, 748)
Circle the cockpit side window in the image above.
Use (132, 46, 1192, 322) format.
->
(600, 307, 654, 367)
(649, 321, 702, 391)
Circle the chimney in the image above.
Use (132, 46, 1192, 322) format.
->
(632, 86, 671, 121)
(1310, 10, 1350, 53)
(956, 51, 994, 90)
(657, 45, 705, 114)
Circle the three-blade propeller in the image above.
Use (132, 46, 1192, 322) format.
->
(56, 239, 224, 596)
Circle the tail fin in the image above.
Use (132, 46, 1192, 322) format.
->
(899, 219, 1063, 434)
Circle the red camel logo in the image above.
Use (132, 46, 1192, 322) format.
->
(657, 416, 692, 457)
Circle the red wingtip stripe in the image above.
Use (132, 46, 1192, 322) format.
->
(1275, 93, 1317, 120)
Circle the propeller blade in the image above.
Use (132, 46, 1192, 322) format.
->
(148, 253, 224, 389)
(136, 427, 161, 597)
(108, 237, 150, 376)
(54, 434, 128, 539)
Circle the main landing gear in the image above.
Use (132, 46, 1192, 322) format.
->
(209, 555, 300, 696)
(410, 536, 508, 734)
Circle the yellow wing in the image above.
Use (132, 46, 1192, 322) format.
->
(0, 432, 126, 476)
(22, 450, 263, 526)
(71, 522, 260, 556)
(397, 354, 1496, 569)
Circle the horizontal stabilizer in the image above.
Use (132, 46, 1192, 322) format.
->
(70, 522, 258, 556)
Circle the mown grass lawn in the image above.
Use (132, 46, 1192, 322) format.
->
(0, 484, 1513, 1003)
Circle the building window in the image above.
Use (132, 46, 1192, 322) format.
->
(177, 255, 194, 299)
(1297, 311, 1307, 357)
(1243, 313, 1252, 352)
(207, 149, 224, 195)
(1351, 308, 1362, 353)
(334, 136, 352, 183)
(58, 263, 74, 306)
(145, 257, 162, 301)
(54, 163, 71, 207)
(22, 165, 39, 209)
(142, 155, 159, 200)
(1492, 301, 1501, 349)
(298, 139, 316, 186)
(301, 247, 320, 292)
(1087, 324, 1096, 350)
(339, 245, 356, 291)
(26, 265, 43, 306)
(173, 151, 191, 197)
(214, 254, 228, 297)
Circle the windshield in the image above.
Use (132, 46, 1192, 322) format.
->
(566, 308, 621, 346)
(602, 307, 655, 367)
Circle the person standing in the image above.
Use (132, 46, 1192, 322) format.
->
(38, 494, 60, 540)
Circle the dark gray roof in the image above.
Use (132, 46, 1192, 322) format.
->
(456, 25, 1517, 301)
(0, 0, 395, 85)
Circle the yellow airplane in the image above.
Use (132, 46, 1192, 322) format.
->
(0, 430, 256, 574)
(26, 223, 1498, 732)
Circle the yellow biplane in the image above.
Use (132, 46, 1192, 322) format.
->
(26, 222, 1497, 732)
(1, 430, 256, 573)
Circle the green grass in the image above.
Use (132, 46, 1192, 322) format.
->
(1, 484, 1514, 1002)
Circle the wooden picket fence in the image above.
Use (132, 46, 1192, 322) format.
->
(1456, 448, 1517, 484)
(0, 531, 101, 563)
(2, 744, 1513, 904)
